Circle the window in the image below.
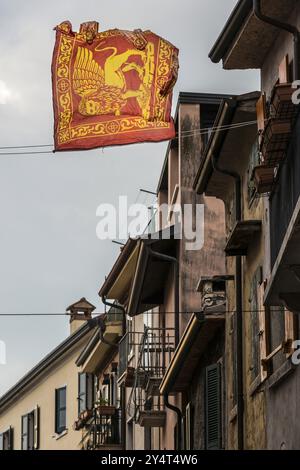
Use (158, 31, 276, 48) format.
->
(78, 374, 94, 415)
(205, 363, 222, 450)
(55, 387, 66, 434)
(249, 270, 297, 385)
(0, 427, 13, 450)
(266, 307, 297, 375)
(21, 407, 39, 450)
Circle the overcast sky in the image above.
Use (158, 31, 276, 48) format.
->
(0, 0, 259, 395)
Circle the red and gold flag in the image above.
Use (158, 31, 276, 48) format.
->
(52, 21, 179, 151)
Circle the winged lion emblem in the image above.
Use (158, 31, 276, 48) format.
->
(73, 44, 154, 118)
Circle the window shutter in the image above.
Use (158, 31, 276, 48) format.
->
(34, 406, 40, 450)
(284, 310, 297, 357)
(230, 312, 237, 407)
(8, 427, 13, 450)
(279, 55, 289, 84)
(256, 93, 267, 134)
(257, 282, 268, 382)
(0, 433, 3, 450)
(250, 275, 260, 381)
(86, 374, 94, 410)
(205, 363, 222, 450)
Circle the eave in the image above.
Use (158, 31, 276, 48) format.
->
(127, 225, 179, 316)
(99, 238, 140, 302)
(209, 0, 297, 70)
(194, 92, 260, 197)
(159, 312, 225, 395)
(156, 92, 235, 193)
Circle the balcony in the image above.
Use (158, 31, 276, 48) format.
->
(119, 327, 175, 427)
(253, 84, 299, 194)
(118, 327, 175, 388)
(85, 408, 122, 450)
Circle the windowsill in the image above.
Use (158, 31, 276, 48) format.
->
(267, 359, 295, 390)
(53, 429, 68, 440)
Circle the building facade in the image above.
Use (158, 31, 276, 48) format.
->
(0, 298, 99, 450)
(196, 0, 300, 450)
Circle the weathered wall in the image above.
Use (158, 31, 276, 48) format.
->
(179, 104, 226, 335)
(260, 1, 300, 451)
(266, 364, 300, 450)
(212, 115, 267, 449)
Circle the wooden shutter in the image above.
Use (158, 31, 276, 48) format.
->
(250, 275, 260, 381)
(34, 406, 40, 450)
(86, 374, 94, 410)
(279, 55, 289, 84)
(205, 363, 222, 450)
(7, 427, 13, 450)
(230, 312, 237, 407)
(256, 93, 267, 134)
(284, 310, 297, 357)
(257, 283, 268, 382)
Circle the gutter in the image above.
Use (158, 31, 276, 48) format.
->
(209, 0, 253, 63)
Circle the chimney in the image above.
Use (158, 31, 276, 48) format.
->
(66, 297, 96, 335)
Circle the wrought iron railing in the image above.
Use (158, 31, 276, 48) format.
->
(124, 327, 175, 421)
(118, 327, 175, 381)
(86, 408, 122, 450)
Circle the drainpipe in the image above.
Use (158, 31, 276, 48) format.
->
(253, 0, 300, 80)
(212, 154, 244, 451)
(147, 248, 180, 347)
(164, 394, 182, 450)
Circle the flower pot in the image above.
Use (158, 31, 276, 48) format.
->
(252, 165, 276, 194)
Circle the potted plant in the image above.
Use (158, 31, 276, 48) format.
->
(95, 397, 116, 416)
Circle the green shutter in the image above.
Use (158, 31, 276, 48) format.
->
(8, 427, 13, 450)
(205, 363, 222, 450)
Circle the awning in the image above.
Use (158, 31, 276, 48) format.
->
(159, 312, 225, 395)
(99, 238, 140, 304)
(127, 225, 179, 316)
(76, 320, 123, 373)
